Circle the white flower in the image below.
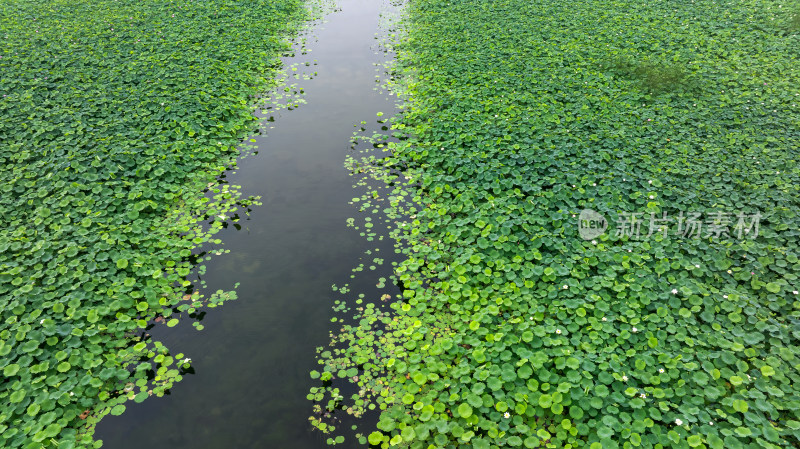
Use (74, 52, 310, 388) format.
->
(723, 295, 728, 299)
(555, 329, 562, 334)
(649, 195, 655, 199)
(671, 289, 678, 294)
(709, 421, 714, 425)
(675, 418, 683, 426)
(69, 392, 74, 396)
(183, 358, 191, 364)
(40, 319, 45, 324)
(726, 270, 732, 274)
(622, 375, 628, 381)
(695, 264, 700, 268)
(793, 291, 799, 295)
(563, 285, 568, 289)
(648, 180, 653, 184)
(503, 412, 510, 419)
(640, 393, 647, 398)
(659, 368, 665, 373)
(592, 240, 597, 245)
(602, 317, 607, 322)
(632, 327, 638, 333)
(529, 316, 534, 321)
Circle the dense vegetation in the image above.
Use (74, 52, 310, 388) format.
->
(0, 0, 306, 446)
(312, 0, 800, 448)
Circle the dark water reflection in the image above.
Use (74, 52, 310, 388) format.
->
(95, 0, 399, 447)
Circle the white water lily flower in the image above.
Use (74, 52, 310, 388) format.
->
(602, 317, 607, 321)
(675, 418, 683, 426)
(40, 319, 45, 324)
(632, 327, 638, 333)
(640, 393, 646, 398)
(183, 358, 191, 364)
(659, 368, 665, 373)
(794, 291, 799, 295)
(503, 412, 510, 419)
(563, 285, 568, 289)
(622, 375, 628, 381)
(555, 329, 562, 334)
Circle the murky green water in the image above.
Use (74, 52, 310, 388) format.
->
(95, 1, 399, 447)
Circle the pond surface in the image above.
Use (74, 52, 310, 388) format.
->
(95, 0, 399, 447)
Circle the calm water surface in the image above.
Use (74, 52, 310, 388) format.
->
(95, 0, 399, 447)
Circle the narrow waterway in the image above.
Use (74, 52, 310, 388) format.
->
(95, 0, 399, 447)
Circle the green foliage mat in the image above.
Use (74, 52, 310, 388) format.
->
(311, 0, 800, 447)
(0, 0, 306, 447)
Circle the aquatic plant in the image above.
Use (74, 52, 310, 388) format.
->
(310, 0, 800, 447)
(0, 0, 307, 446)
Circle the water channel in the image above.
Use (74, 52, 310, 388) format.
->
(95, 0, 401, 446)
